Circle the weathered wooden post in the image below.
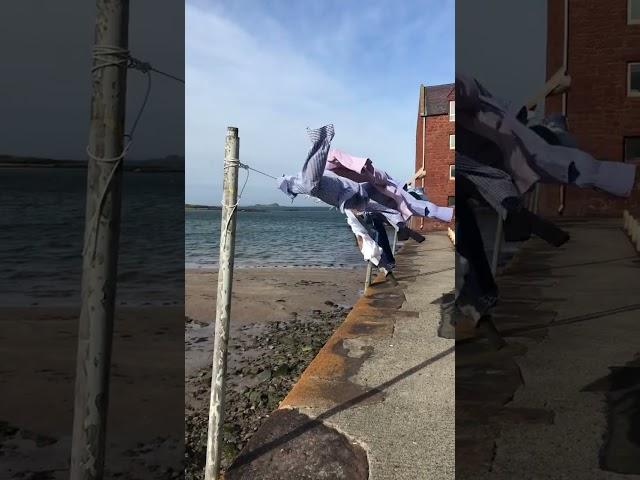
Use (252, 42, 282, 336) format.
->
(205, 127, 240, 480)
(70, 1, 129, 478)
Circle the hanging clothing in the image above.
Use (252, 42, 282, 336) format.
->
(363, 212, 396, 269)
(456, 74, 637, 197)
(277, 125, 403, 213)
(277, 125, 367, 212)
(456, 153, 522, 220)
(345, 209, 384, 267)
(454, 175, 498, 324)
(326, 148, 454, 223)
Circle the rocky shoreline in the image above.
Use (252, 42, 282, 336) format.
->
(185, 305, 350, 479)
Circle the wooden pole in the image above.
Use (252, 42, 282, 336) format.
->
(70, 1, 129, 478)
(205, 127, 240, 480)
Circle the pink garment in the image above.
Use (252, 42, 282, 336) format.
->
(327, 149, 414, 221)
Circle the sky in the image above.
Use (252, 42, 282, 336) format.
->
(186, 0, 455, 206)
(456, 0, 547, 108)
(0, 1, 184, 161)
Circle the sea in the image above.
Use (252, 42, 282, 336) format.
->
(0, 168, 364, 306)
(185, 206, 365, 269)
(1, 167, 183, 306)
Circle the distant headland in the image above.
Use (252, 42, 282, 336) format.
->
(185, 203, 328, 211)
(0, 154, 185, 172)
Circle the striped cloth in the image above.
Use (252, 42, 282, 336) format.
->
(456, 153, 522, 219)
(278, 124, 369, 212)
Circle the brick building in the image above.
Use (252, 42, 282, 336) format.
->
(412, 83, 455, 232)
(538, 0, 640, 216)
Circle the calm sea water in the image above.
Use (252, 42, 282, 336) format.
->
(0, 168, 365, 306)
(185, 207, 365, 268)
(1, 168, 183, 306)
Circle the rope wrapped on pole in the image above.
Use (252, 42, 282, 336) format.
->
(70, 1, 129, 478)
(205, 127, 240, 480)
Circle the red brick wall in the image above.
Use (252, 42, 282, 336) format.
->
(412, 87, 455, 232)
(539, 0, 640, 217)
(424, 114, 455, 207)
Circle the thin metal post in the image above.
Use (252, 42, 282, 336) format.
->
(364, 228, 381, 290)
(491, 214, 503, 276)
(532, 184, 541, 215)
(70, 1, 129, 478)
(364, 262, 373, 290)
(205, 127, 240, 480)
(391, 229, 398, 254)
(623, 210, 629, 232)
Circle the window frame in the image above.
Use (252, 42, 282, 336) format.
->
(449, 100, 455, 121)
(629, 62, 640, 97)
(449, 164, 455, 179)
(624, 136, 640, 162)
(629, 0, 640, 24)
(449, 134, 455, 150)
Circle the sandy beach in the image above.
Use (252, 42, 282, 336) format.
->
(185, 266, 366, 477)
(1, 266, 366, 479)
(0, 306, 184, 479)
(186, 267, 366, 327)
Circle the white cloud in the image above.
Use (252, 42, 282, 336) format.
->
(185, 2, 450, 206)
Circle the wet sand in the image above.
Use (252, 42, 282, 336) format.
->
(0, 266, 366, 479)
(0, 306, 184, 479)
(186, 267, 365, 328)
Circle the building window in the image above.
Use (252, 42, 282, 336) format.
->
(625, 137, 640, 162)
(449, 101, 455, 121)
(449, 134, 455, 150)
(629, 63, 640, 96)
(629, 0, 640, 24)
(449, 164, 455, 179)
(447, 196, 455, 207)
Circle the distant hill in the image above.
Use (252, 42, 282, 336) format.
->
(185, 204, 221, 210)
(254, 203, 280, 208)
(0, 154, 184, 172)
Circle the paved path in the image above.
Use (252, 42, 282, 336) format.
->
(456, 218, 640, 479)
(226, 232, 455, 479)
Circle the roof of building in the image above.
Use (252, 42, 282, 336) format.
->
(419, 83, 455, 117)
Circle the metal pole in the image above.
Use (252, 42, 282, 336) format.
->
(364, 261, 373, 290)
(532, 184, 541, 215)
(364, 227, 382, 290)
(205, 127, 240, 480)
(391, 229, 398, 254)
(70, 1, 129, 478)
(491, 214, 503, 276)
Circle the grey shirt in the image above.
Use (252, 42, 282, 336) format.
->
(278, 124, 369, 212)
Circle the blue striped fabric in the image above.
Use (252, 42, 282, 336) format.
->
(456, 153, 522, 218)
(285, 124, 368, 212)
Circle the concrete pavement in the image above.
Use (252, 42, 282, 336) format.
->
(456, 218, 640, 479)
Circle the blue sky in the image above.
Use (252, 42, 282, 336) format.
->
(186, 0, 454, 206)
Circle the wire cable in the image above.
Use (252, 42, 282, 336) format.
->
(238, 162, 278, 180)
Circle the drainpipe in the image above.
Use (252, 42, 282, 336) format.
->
(420, 86, 427, 230)
(558, 0, 569, 215)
